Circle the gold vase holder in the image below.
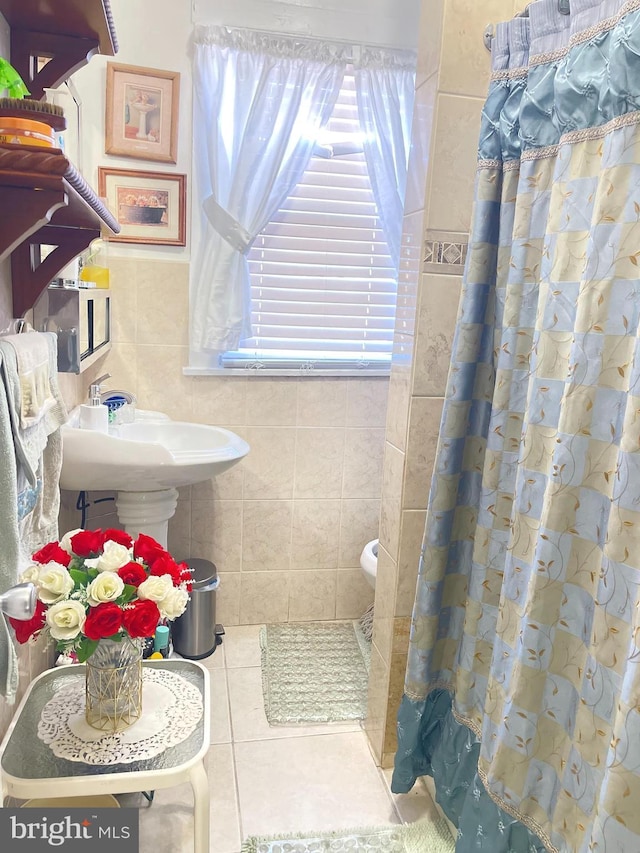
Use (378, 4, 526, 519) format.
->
(85, 646, 143, 733)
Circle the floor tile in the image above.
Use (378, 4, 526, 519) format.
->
(208, 743, 242, 853)
(223, 625, 263, 668)
(210, 667, 231, 744)
(234, 732, 399, 837)
(227, 666, 361, 742)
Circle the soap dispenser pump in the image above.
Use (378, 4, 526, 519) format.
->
(79, 383, 109, 433)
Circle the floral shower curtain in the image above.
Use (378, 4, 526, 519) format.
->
(392, 2, 640, 852)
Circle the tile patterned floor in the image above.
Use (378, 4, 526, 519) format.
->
(130, 625, 440, 852)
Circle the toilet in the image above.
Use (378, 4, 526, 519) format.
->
(360, 539, 378, 589)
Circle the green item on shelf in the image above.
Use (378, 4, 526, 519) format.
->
(0, 57, 30, 99)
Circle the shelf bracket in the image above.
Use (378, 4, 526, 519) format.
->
(11, 226, 99, 318)
(11, 30, 100, 99)
(0, 186, 68, 262)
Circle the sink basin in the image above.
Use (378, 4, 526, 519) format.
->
(60, 409, 250, 492)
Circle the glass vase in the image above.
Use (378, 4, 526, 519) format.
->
(85, 637, 143, 732)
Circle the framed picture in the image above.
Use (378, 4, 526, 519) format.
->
(98, 167, 187, 246)
(105, 63, 180, 163)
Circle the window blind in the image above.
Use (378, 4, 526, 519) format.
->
(221, 72, 397, 371)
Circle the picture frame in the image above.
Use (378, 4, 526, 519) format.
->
(105, 63, 180, 164)
(98, 167, 187, 246)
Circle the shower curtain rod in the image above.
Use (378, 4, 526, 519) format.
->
(484, 0, 570, 51)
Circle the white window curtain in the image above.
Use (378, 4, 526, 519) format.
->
(354, 47, 416, 271)
(190, 25, 349, 354)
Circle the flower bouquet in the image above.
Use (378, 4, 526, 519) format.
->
(9, 528, 192, 731)
(9, 528, 192, 662)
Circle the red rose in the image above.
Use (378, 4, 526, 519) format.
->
(178, 562, 193, 592)
(84, 603, 123, 640)
(71, 529, 106, 557)
(117, 561, 147, 588)
(133, 533, 165, 565)
(122, 599, 160, 638)
(103, 528, 133, 548)
(9, 600, 46, 644)
(32, 542, 71, 567)
(150, 554, 182, 586)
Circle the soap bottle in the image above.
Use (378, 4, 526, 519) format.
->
(152, 624, 170, 658)
(79, 384, 109, 433)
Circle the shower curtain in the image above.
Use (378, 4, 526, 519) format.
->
(392, 2, 640, 852)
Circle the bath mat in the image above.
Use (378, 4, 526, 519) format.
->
(260, 621, 370, 724)
(241, 817, 455, 853)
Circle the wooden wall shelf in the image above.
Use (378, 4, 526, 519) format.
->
(0, 144, 120, 317)
(0, 0, 117, 98)
(0, 0, 119, 317)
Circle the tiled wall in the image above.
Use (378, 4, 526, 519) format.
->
(364, 0, 520, 767)
(59, 257, 388, 626)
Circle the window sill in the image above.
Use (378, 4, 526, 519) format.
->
(183, 366, 391, 378)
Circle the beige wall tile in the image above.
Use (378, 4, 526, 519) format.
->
(403, 396, 444, 510)
(385, 363, 411, 453)
(288, 569, 337, 622)
(364, 643, 390, 765)
(217, 571, 241, 626)
(416, 0, 444, 86)
(167, 496, 191, 560)
(297, 378, 347, 427)
(392, 616, 412, 658)
(108, 257, 138, 344)
(404, 75, 438, 216)
(84, 344, 138, 403)
(191, 499, 243, 572)
(294, 428, 345, 499)
(56, 373, 82, 410)
(338, 498, 381, 569)
(291, 500, 341, 569)
(374, 543, 398, 624)
(345, 377, 389, 428)
(242, 500, 293, 572)
(342, 428, 385, 499)
(191, 375, 247, 425)
(439, 0, 509, 98)
(336, 569, 375, 619)
(426, 93, 484, 233)
(396, 509, 426, 616)
(397, 210, 426, 337)
(136, 344, 192, 421)
(136, 260, 189, 347)
(382, 652, 409, 758)
(395, 509, 427, 616)
(192, 463, 245, 501)
(244, 377, 298, 426)
(379, 443, 405, 561)
(242, 427, 296, 500)
(240, 571, 290, 624)
(413, 273, 461, 397)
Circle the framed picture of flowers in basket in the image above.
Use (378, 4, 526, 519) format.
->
(99, 167, 187, 246)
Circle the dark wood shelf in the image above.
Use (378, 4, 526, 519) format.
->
(0, 0, 119, 316)
(0, 0, 117, 98)
(0, 144, 120, 317)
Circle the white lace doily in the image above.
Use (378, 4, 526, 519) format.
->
(37, 668, 203, 765)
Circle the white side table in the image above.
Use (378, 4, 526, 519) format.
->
(0, 659, 210, 852)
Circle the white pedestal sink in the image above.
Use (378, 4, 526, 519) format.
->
(60, 410, 250, 547)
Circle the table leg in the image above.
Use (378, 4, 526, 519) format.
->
(190, 760, 210, 853)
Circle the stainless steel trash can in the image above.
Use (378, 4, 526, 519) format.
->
(171, 559, 223, 660)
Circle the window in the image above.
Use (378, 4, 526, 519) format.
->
(221, 71, 397, 373)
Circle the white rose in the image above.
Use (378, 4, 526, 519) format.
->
(59, 528, 84, 555)
(86, 572, 125, 606)
(137, 574, 173, 604)
(46, 600, 86, 640)
(159, 586, 189, 620)
(36, 562, 74, 604)
(20, 564, 40, 584)
(85, 540, 132, 573)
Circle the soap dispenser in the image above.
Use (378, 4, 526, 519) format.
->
(79, 383, 109, 433)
